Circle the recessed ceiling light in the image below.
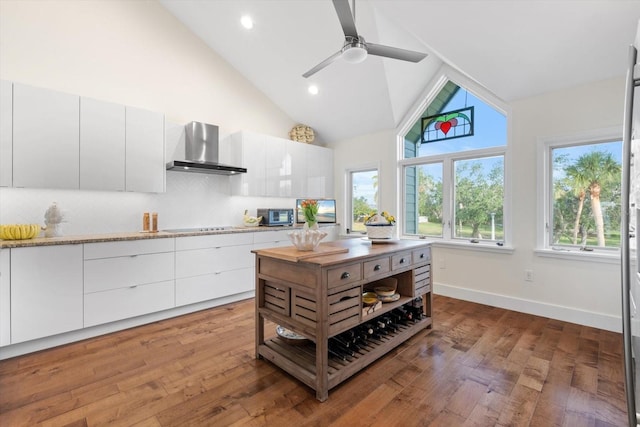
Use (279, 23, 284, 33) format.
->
(240, 15, 254, 30)
(308, 85, 319, 95)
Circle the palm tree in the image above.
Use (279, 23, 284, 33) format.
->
(565, 151, 621, 246)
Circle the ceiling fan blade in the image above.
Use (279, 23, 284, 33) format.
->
(367, 43, 428, 63)
(302, 50, 343, 78)
(332, 0, 358, 38)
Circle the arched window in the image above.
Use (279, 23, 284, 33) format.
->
(400, 76, 508, 245)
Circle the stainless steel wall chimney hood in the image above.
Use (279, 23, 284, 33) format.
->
(166, 121, 247, 175)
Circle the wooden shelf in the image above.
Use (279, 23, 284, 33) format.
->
(258, 316, 432, 391)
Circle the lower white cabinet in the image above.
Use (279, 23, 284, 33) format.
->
(83, 239, 175, 327)
(10, 245, 83, 344)
(175, 233, 254, 307)
(0, 249, 10, 346)
(84, 281, 175, 327)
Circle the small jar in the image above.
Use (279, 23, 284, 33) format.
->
(152, 212, 158, 232)
(143, 212, 150, 231)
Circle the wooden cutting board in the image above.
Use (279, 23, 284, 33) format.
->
(257, 244, 349, 262)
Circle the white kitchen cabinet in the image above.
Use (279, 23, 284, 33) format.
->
(223, 131, 267, 196)
(224, 130, 333, 198)
(306, 143, 334, 198)
(175, 233, 254, 306)
(10, 245, 83, 344)
(125, 106, 165, 193)
(252, 229, 292, 251)
(265, 136, 286, 197)
(0, 249, 10, 346)
(286, 140, 307, 197)
(83, 238, 175, 327)
(0, 80, 12, 187)
(80, 97, 126, 191)
(13, 83, 80, 189)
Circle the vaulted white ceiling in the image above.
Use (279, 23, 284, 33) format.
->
(159, 0, 640, 143)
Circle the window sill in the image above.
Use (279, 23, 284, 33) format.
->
(402, 236, 515, 254)
(534, 248, 621, 264)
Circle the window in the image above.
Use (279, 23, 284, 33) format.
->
(540, 129, 622, 251)
(401, 79, 508, 245)
(348, 168, 378, 233)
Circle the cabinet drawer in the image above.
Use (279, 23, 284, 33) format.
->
(84, 238, 174, 259)
(292, 284, 360, 336)
(84, 252, 174, 293)
(176, 267, 254, 307)
(363, 257, 390, 279)
(414, 264, 431, 296)
(261, 281, 290, 316)
(413, 247, 431, 264)
(391, 252, 412, 270)
(175, 244, 253, 278)
(84, 280, 175, 327)
(253, 229, 291, 245)
(327, 263, 362, 287)
(175, 233, 253, 251)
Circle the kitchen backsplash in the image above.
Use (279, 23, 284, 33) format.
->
(0, 171, 295, 235)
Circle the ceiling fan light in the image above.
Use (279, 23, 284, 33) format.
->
(342, 45, 367, 64)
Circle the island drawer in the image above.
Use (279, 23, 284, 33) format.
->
(391, 251, 413, 270)
(292, 283, 360, 336)
(363, 257, 391, 279)
(327, 263, 362, 288)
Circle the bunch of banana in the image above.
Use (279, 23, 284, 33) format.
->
(0, 224, 41, 240)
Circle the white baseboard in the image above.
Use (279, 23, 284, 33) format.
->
(434, 282, 621, 333)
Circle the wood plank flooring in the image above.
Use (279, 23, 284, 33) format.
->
(0, 295, 628, 426)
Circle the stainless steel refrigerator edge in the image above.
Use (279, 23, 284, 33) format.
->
(621, 20, 640, 427)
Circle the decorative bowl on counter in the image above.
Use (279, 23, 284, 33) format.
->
(0, 224, 41, 240)
(288, 225, 327, 251)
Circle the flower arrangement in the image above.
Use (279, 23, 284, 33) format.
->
(301, 199, 319, 227)
(364, 211, 396, 239)
(364, 211, 396, 225)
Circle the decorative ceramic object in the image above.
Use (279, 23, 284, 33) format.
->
(288, 222, 327, 251)
(43, 202, 64, 238)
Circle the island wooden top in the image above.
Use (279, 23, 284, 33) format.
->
(252, 238, 430, 267)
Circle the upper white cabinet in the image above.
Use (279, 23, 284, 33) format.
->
(223, 131, 267, 196)
(13, 83, 80, 189)
(0, 80, 12, 187)
(223, 130, 333, 198)
(306, 144, 334, 198)
(10, 245, 83, 344)
(125, 106, 165, 193)
(80, 97, 126, 191)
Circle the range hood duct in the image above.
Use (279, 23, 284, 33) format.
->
(166, 121, 247, 175)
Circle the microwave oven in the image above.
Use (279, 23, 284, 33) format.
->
(257, 208, 294, 226)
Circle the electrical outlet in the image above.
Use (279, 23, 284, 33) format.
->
(525, 269, 534, 282)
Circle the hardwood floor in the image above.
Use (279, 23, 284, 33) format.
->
(0, 295, 628, 426)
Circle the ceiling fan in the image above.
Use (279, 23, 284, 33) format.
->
(302, 0, 428, 78)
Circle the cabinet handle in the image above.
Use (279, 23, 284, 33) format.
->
(129, 254, 138, 258)
(400, 258, 406, 264)
(341, 272, 350, 279)
(419, 253, 425, 259)
(130, 285, 138, 289)
(374, 264, 381, 271)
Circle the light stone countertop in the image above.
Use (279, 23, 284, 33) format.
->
(0, 224, 338, 249)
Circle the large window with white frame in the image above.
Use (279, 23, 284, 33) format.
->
(401, 80, 508, 244)
(539, 129, 622, 252)
(347, 168, 379, 233)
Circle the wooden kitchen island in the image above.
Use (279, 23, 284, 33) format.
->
(253, 238, 432, 401)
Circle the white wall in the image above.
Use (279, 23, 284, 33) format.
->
(330, 76, 625, 332)
(0, 0, 298, 233)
